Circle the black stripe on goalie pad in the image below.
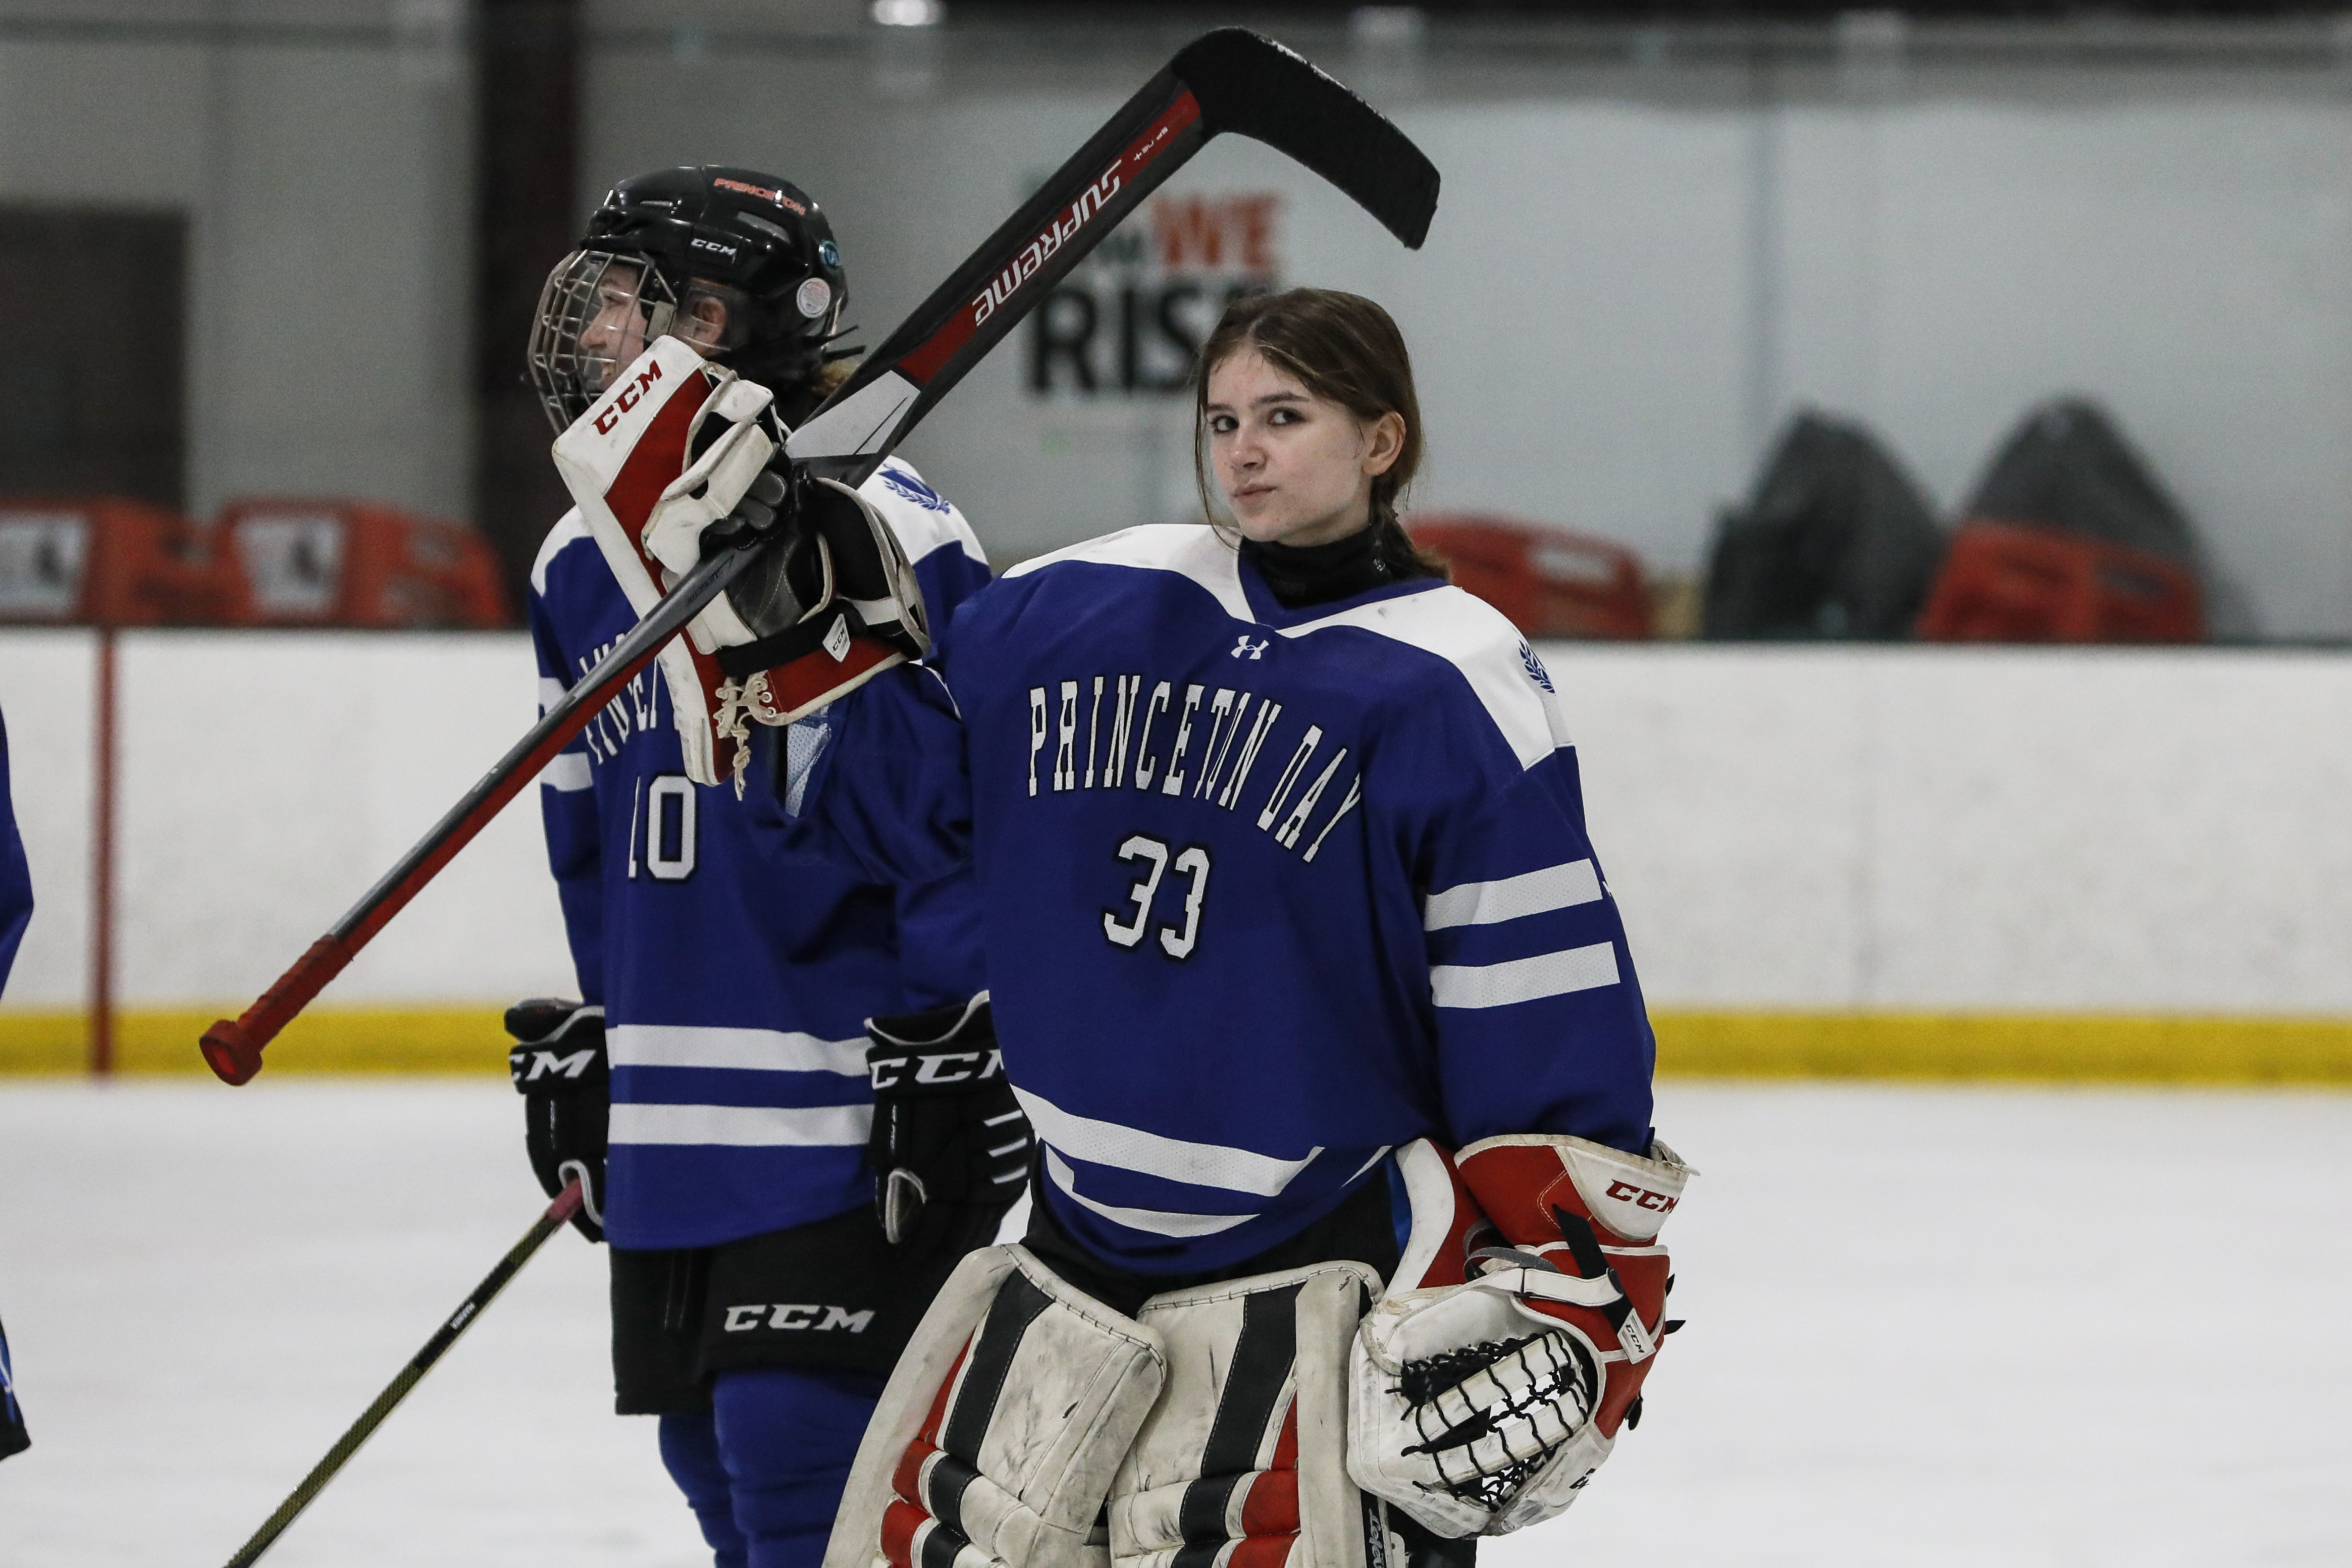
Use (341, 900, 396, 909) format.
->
(1173, 1284, 1300, 1562)
(823, 1244, 1168, 1568)
(918, 1517, 975, 1568)
(1116, 1261, 1382, 1568)
(943, 1270, 1055, 1462)
(824, 1247, 1020, 1568)
(923, 1451, 985, 1546)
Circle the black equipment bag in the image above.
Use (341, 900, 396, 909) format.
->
(1962, 396, 2200, 565)
(1702, 409, 1945, 640)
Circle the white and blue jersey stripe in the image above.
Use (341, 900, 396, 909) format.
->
(778, 524, 1656, 1276)
(531, 457, 991, 1251)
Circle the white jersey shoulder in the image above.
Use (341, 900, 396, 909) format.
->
(860, 458, 988, 570)
(1002, 523, 1252, 620)
(530, 507, 594, 598)
(1282, 581, 1572, 770)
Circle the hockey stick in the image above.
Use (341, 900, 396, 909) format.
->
(217, 1178, 585, 1568)
(200, 546, 756, 1083)
(200, 26, 1438, 1083)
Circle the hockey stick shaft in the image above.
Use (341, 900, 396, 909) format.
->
(199, 547, 758, 1084)
(202, 28, 1436, 1083)
(218, 1179, 585, 1568)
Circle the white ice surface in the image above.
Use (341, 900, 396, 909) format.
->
(0, 1081, 2346, 1567)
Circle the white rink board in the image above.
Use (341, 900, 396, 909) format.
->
(3, 631, 2350, 1014)
(0, 1079, 2343, 1567)
(1546, 643, 2352, 1015)
(0, 629, 577, 1009)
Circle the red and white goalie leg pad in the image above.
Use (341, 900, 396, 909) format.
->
(550, 335, 778, 787)
(822, 1245, 1168, 1568)
(1347, 1135, 1692, 1538)
(1111, 1261, 1383, 1568)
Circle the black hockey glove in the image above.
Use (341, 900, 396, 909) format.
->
(505, 998, 609, 1242)
(864, 994, 1031, 1244)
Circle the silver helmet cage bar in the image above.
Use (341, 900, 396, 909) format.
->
(528, 250, 757, 434)
(529, 250, 676, 433)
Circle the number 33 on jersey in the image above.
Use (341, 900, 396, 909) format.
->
(792, 522, 1661, 1277)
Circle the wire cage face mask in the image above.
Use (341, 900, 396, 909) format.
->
(530, 250, 678, 433)
(530, 248, 767, 432)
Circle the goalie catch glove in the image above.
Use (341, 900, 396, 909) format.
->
(505, 999, 609, 1242)
(551, 335, 930, 793)
(862, 992, 1030, 1245)
(1348, 1135, 1692, 1538)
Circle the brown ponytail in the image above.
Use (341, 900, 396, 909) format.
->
(1193, 287, 1446, 581)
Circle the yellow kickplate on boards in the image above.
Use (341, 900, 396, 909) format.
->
(1651, 1010, 2352, 1084)
(0, 1008, 509, 1075)
(2, 1007, 2349, 1083)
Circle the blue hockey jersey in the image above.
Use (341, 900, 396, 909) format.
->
(779, 524, 1657, 1276)
(0, 707, 30, 997)
(532, 457, 991, 1251)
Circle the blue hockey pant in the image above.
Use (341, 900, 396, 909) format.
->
(658, 1365, 886, 1568)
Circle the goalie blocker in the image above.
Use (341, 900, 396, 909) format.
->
(551, 336, 931, 792)
(822, 1136, 1691, 1568)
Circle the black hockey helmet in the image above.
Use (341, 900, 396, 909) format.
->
(529, 165, 850, 432)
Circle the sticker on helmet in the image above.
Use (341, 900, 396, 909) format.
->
(713, 175, 806, 216)
(796, 278, 832, 319)
(818, 239, 841, 269)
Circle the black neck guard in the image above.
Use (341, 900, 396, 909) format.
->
(1243, 524, 1408, 609)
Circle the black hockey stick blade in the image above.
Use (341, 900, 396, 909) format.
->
(787, 27, 1439, 483)
(1174, 29, 1438, 249)
(217, 1180, 585, 1567)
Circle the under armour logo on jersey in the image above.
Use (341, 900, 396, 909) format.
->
(1231, 635, 1269, 660)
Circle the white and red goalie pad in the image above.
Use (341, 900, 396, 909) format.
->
(550, 335, 772, 787)
(1116, 1261, 1383, 1568)
(823, 1245, 1166, 1568)
(827, 1245, 1405, 1568)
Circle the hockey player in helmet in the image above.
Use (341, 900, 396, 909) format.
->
(530, 165, 852, 430)
(514, 167, 1023, 1568)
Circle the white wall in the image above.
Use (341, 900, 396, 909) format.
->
(0, 628, 575, 1009)
(1552, 643, 2352, 1014)
(4, 629, 2347, 1017)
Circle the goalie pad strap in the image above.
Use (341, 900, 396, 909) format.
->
(715, 607, 865, 682)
